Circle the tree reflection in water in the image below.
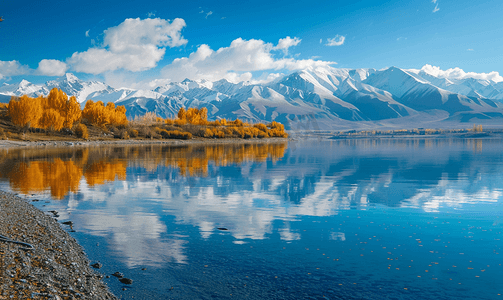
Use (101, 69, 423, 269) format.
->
(0, 143, 287, 199)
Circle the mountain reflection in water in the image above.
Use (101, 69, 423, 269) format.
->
(0, 139, 502, 299)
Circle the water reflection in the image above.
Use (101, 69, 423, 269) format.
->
(0, 143, 287, 199)
(0, 139, 502, 299)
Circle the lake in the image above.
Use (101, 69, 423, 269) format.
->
(0, 139, 502, 299)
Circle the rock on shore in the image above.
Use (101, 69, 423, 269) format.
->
(0, 190, 117, 299)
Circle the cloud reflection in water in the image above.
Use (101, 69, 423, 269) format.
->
(1, 139, 503, 268)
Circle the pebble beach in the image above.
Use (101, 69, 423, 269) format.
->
(0, 190, 117, 299)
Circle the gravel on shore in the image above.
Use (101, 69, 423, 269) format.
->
(0, 190, 117, 300)
(0, 137, 291, 149)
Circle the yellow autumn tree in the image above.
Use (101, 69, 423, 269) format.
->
(8, 95, 43, 128)
(39, 109, 65, 131)
(107, 103, 128, 125)
(42, 88, 83, 129)
(82, 100, 128, 126)
(82, 100, 107, 125)
(9, 88, 85, 131)
(45, 88, 67, 112)
(62, 96, 82, 128)
(173, 107, 209, 125)
(177, 107, 186, 120)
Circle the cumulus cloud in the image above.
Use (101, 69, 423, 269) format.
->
(420, 64, 503, 83)
(159, 37, 335, 83)
(36, 59, 68, 76)
(67, 18, 187, 74)
(0, 60, 30, 79)
(273, 36, 301, 55)
(85, 30, 90, 37)
(205, 11, 213, 19)
(326, 35, 345, 46)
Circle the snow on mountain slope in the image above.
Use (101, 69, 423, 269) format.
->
(2, 66, 503, 128)
(363, 67, 431, 99)
(0, 80, 48, 98)
(46, 73, 116, 103)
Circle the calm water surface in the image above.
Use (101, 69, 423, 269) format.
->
(1, 139, 502, 299)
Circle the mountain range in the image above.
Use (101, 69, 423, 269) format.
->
(1, 66, 503, 130)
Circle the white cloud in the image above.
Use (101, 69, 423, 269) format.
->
(147, 11, 156, 18)
(433, 4, 440, 12)
(85, 30, 90, 37)
(0, 60, 30, 79)
(67, 18, 187, 74)
(273, 36, 301, 55)
(326, 35, 345, 46)
(36, 59, 68, 76)
(420, 64, 503, 83)
(467, 48, 474, 51)
(432, 0, 437, 3)
(205, 11, 213, 19)
(159, 37, 335, 83)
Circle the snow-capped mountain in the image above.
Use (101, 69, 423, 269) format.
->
(1, 66, 503, 129)
(46, 73, 117, 103)
(0, 80, 49, 102)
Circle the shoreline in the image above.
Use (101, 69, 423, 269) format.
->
(0, 137, 291, 149)
(0, 190, 117, 299)
(0, 131, 500, 150)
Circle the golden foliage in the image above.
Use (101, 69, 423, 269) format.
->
(164, 143, 287, 176)
(40, 109, 64, 131)
(82, 100, 127, 126)
(84, 160, 127, 186)
(267, 121, 288, 137)
(168, 107, 209, 125)
(174, 118, 187, 125)
(8, 88, 91, 131)
(163, 108, 287, 139)
(8, 95, 42, 127)
(204, 128, 226, 138)
(158, 129, 192, 140)
(2, 143, 287, 198)
(63, 96, 82, 128)
(9, 159, 83, 200)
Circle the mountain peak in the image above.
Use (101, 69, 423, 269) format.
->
(65, 73, 80, 83)
(19, 79, 31, 87)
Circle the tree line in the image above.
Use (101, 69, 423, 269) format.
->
(7, 89, 288, 140)
(8, 88, 128, 131)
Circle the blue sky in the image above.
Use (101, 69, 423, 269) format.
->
(1, 0, 502, 87)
